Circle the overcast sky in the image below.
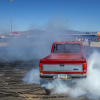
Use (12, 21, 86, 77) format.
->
(0, 0, 100, 33)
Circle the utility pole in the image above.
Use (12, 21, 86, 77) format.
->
(9, 0, 13, 33)
(65, 19, 68, 30)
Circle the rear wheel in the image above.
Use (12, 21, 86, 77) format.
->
(44, 87, 51, 95)
(40, 78, 52, 95)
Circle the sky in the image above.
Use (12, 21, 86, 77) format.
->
(0, 0, 100, 33)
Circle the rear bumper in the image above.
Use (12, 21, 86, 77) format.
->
(40, 74, 87, 79)
(70, 74, 87, 78)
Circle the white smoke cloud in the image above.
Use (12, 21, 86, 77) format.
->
(23, 51, 100, 99)
(0, 18, 82, 62)
(23, 68, 40, 84)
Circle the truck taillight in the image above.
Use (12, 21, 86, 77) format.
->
(83, 63, 87, 71)
(39, 63, 42, 71)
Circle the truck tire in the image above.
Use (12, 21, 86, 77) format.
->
(44, 87, 51, 95)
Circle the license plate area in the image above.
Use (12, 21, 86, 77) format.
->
(58, 74, 68, 79)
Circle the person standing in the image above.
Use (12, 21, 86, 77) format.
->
(88, 39, 91, 46)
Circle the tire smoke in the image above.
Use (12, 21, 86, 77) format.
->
(23, 68, 40, 84)
(23, 51, 100, 99)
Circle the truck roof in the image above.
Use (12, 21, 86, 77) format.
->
(53, 41, 82, 44)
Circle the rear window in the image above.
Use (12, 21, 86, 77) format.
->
(53, 43, 82, 53)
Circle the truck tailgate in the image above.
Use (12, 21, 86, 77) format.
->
(43, 64, 83, 72)
(40, 54, 85, 73)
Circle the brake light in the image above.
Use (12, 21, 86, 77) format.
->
(39, 63, 42, 71)
(83, 63, 87, 71)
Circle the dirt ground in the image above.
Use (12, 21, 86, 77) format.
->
(0, 61, 91, 100)
(82, 41, 100, 47)
(0, 42, 100, 100)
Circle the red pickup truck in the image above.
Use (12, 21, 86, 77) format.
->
(39, 41, 87, 80)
